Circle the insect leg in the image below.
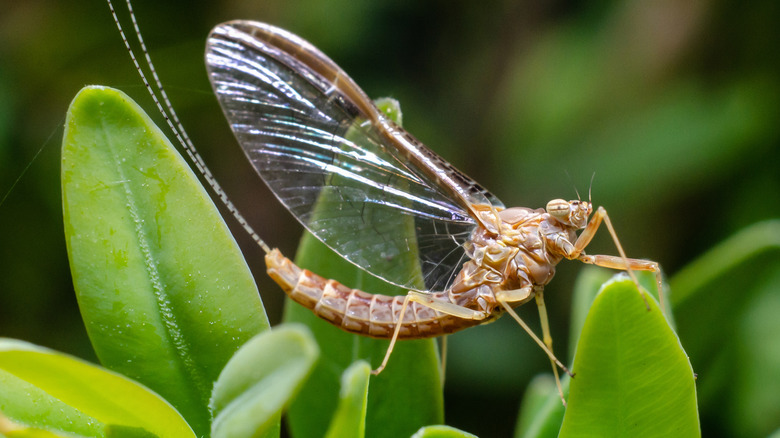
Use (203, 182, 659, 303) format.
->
(496, 293, 570, 405)
(495, 288, 573, 378)
(569, 207, 661, 310)
(439, 336, 448, 387)
(534, 290, 567, 406)
(578, 254, 664, 311)
(372, 291, 490, 375)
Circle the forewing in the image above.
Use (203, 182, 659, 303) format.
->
(205, 21, 500, 291)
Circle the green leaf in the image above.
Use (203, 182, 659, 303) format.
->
(2, 424, 81, 438)
(731, 270, 780, 436)
(104, 425, 158, 438)
(670, 220, 780, 436)
(61, 86, 269, 436)
(284, 99, 443, 438)
(670, 220, 780, 307)
(210, 324, 319, 438)
(0, 412, 89, 438)
(284, 252, 442, 438)
(324, 361, 371, 438)
(570, 267, 671, 360)
(568, 267, 613, 360)
(0, 339, 194, 438)
(410, 425, 477, 438)
(513, 374, 567, 438)
(559, 276, 699, 437)
(3, 430, 78, 438)
(517, 268, 672, 438)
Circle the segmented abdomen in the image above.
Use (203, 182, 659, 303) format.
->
(265, 249, 482, 339)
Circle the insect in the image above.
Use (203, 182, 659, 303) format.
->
(109, 2, 662, 403)
(204, 21, 663, 401)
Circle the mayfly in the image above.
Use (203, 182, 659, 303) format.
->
(109, 2, 662, 403)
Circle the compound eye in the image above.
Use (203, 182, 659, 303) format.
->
(546, 199, 570, 219)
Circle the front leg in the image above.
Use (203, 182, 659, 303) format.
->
(566, 207, 663, 310)
(579, 253, 664, 310)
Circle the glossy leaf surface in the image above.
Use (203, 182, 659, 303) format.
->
(513, 374, 567, 438)
(410, 425, 478, 438)
(210, 325, 319, 438)
(61, 86, 269, 436)
(559, 277, 699, 437)
(324, 361, 371, 438)
(0, 339, 193, 438)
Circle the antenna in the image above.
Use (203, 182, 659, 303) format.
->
(563, 169, 580, 201)
(106, 0, 270, 254)
(588, 172, 595, 204)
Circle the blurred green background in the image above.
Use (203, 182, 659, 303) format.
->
(1, 1, 779, 437)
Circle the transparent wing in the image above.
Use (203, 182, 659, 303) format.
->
(205, 21, 503, 292)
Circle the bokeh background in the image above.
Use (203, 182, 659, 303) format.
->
(1, 1, 779, 437)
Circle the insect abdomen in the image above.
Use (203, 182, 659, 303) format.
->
(265, 249, 480, 339)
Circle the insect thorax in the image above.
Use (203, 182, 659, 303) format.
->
(460, 207, 574, 298)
